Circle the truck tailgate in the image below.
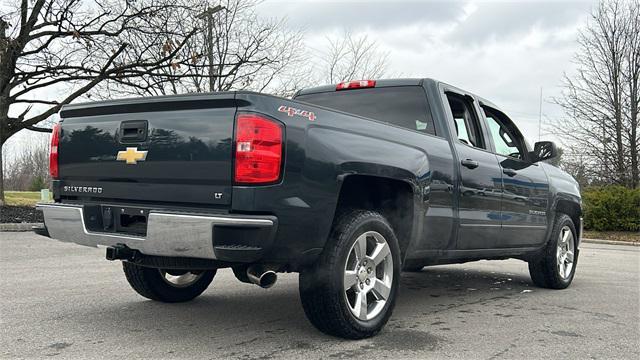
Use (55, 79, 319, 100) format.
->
(57, 94, 238, 206)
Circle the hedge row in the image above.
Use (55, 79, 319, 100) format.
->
(582, 186, 640, 232)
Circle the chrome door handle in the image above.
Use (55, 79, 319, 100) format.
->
(461, 159, 479, 169)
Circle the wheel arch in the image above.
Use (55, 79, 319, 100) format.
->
(332, 174, 420, 261)
(553, 197, 582, 240)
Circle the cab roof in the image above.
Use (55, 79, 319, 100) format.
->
(295, 78, 431, 97)
(295, 78, 503, 114)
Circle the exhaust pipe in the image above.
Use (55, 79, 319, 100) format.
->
(246, 266, 277, 289)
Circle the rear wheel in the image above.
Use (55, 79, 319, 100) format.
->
(528, 214, 578, 289)
(123, 262, 216, 302)
(299, 210, 401, 339)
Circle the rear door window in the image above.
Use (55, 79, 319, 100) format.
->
(296, 86, 436, 135)
(445, 93, 486, 149)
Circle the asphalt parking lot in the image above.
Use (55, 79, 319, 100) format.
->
(1, 232, 638, 359)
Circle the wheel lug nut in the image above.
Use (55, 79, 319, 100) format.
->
(363, 260, 367, 266)
(367, 268, 372, 274)
(359, 282, 364, 289)
(365, 279, 370, 285)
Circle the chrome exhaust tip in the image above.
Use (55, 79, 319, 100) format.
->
(246, 266, 277, 289)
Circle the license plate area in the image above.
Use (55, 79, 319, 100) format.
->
(83, 205, 149, 236)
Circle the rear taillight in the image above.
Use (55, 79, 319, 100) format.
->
(49, 123, 61, 179)
(336, 80, 376, 91)
(234, 113, 283, 184)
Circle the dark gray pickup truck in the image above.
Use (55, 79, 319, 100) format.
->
(37, 78, 582, 339)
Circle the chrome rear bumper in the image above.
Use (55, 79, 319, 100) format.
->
(36, 203, 276, 260)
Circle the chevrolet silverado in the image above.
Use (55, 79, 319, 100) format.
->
(36, 78, 582, 339)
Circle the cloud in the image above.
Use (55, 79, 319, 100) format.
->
(258, 0, 596, 145)
(4, 0, 597, 155)
(445, 1, 594, 45)
(257, 0, 465, 31)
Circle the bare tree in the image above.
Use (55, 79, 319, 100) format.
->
(97, 0, 306, 98)
(625, 0, 640, 188)
(321, 30, 389, 84)
(3, 134, 49, 191)
(558, 145, 600, 189)
(552, 0, 640, 188)
(0, 0, 200, 204)
(209, 0, 304, 94)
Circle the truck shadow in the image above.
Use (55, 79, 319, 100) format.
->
(394, 264, 536, 319)
(80, 264, 539, 357)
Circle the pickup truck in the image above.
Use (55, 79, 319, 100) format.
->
(37, 78, 582, 339)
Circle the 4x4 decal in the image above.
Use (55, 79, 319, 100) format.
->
(278, 105, 316, 121)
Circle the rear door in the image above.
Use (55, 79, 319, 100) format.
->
(295, 84, 456, 251)
(441, 88, 504, 250)
(480, 105, 550, 247)
(57, 94, 237, 207)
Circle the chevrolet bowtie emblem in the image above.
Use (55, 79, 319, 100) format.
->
(116, 147, 148, 164)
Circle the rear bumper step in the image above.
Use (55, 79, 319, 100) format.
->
(36, 203, 277, 261)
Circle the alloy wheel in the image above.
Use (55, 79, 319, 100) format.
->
(343, 231, 394, 321)
(556, 226, 575, 279)
(159, 270, 204, 288)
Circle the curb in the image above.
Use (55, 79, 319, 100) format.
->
(0, 223, 43, 232)
(582, 238, 639, 247)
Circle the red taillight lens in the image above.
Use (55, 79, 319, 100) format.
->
(234, 113, 283, 184)
(49, 123, 61, 179)
(336, 80, 376, 91)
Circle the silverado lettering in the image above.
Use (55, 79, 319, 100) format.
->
(63, 186, 103, 194)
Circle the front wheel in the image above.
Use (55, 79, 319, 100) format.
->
(123, 262, 216, 303)
(528, 214, 578, 289)
(299, 210, 401, 339)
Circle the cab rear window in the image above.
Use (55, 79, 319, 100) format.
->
(296, 86, 436, 135)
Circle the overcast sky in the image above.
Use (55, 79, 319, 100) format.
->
(257, 0, 596, 145)
(4, 0, 597, 156)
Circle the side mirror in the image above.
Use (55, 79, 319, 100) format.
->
(531, 141, 558, 163)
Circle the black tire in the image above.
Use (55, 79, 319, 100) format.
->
(122, 262, 216, 303)
(299, 210, 401, 339)
(528, 213, 578, 289)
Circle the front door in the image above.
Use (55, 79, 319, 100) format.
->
(482, 105, 550, 247)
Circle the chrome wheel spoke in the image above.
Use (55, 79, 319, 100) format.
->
(344, 270, 358, 291)
(353, 234, 367, 261)
(566, 250, 574, 262)
(353, 291, 368, 320)
(372, 279, 391, 300)
(370, 241, 390, 266)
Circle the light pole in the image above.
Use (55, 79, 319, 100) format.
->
(538, 87, 543, 142)
(197, 4, 225, 92)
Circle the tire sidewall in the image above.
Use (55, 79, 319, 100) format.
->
(333, 213, 402, 332)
